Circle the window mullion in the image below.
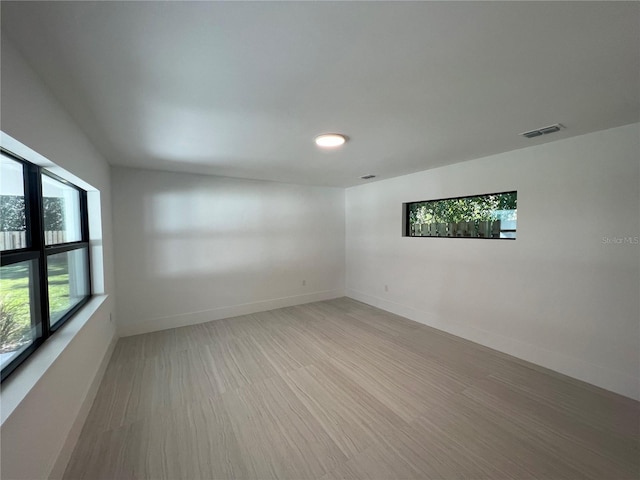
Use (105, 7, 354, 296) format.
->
(45, 241, 89, 256)
(26, 163, 51, 340)
(80, 191, 92, 296)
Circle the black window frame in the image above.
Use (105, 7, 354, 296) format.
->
(1, 148, 91, 382)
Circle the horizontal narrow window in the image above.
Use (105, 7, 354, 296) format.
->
(404, 191, 517, 239)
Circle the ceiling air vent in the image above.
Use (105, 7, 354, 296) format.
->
(520, 123, 564, 139)
(360, 174, 376, 180)
(522, 130, 543, 139)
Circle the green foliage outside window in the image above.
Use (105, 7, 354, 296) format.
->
(0, 264, 32, 355)
(407, 191, 517, 239)
(409, 192, 516, 225)
(0, 196, 65, 231)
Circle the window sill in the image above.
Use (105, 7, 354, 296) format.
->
(0, 294, 109, 425)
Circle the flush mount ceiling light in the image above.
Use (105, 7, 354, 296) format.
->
(315, 133, 347, 148)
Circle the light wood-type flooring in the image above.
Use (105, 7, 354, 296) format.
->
(64, 298, 639, 479)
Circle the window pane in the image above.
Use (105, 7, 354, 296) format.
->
(48, 248, 89, 325)
(1, 260, 39, 370)
(42, 174, 81, 245)
(406, 191, 517, 239)
(0, 154, 27, 251)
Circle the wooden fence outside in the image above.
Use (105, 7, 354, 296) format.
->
(0, 231, 66, 250)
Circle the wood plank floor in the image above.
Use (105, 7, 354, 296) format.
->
(64, 298, 639, 480)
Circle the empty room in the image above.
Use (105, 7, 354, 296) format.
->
(0, 1, 638, 479)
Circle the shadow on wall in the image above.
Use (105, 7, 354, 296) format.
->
(141, 185, 332, 278)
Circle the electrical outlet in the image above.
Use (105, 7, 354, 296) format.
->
(384, 285, 389, 292)
(302, 279, 306, 286)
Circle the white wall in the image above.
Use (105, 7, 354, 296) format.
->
(0, 36, 117, 479)
(346, 123, 640, 400)
(0, 31, 635, 480)
(113, 167, 345, 336)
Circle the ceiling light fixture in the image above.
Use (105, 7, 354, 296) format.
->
(315, 133, 346, 148)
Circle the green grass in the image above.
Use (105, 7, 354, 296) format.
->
(0, 263, 33, 354)
(47, 261, 75, 320)
(0, 264, 32, 315)
(1, 260, 76, 353)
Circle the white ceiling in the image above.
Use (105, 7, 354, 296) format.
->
(1, 1, 638, 187)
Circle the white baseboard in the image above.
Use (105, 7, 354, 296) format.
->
(346, 289, 640, 401)
(118, 289, 345, 337)
(49, 335, 118, 480)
